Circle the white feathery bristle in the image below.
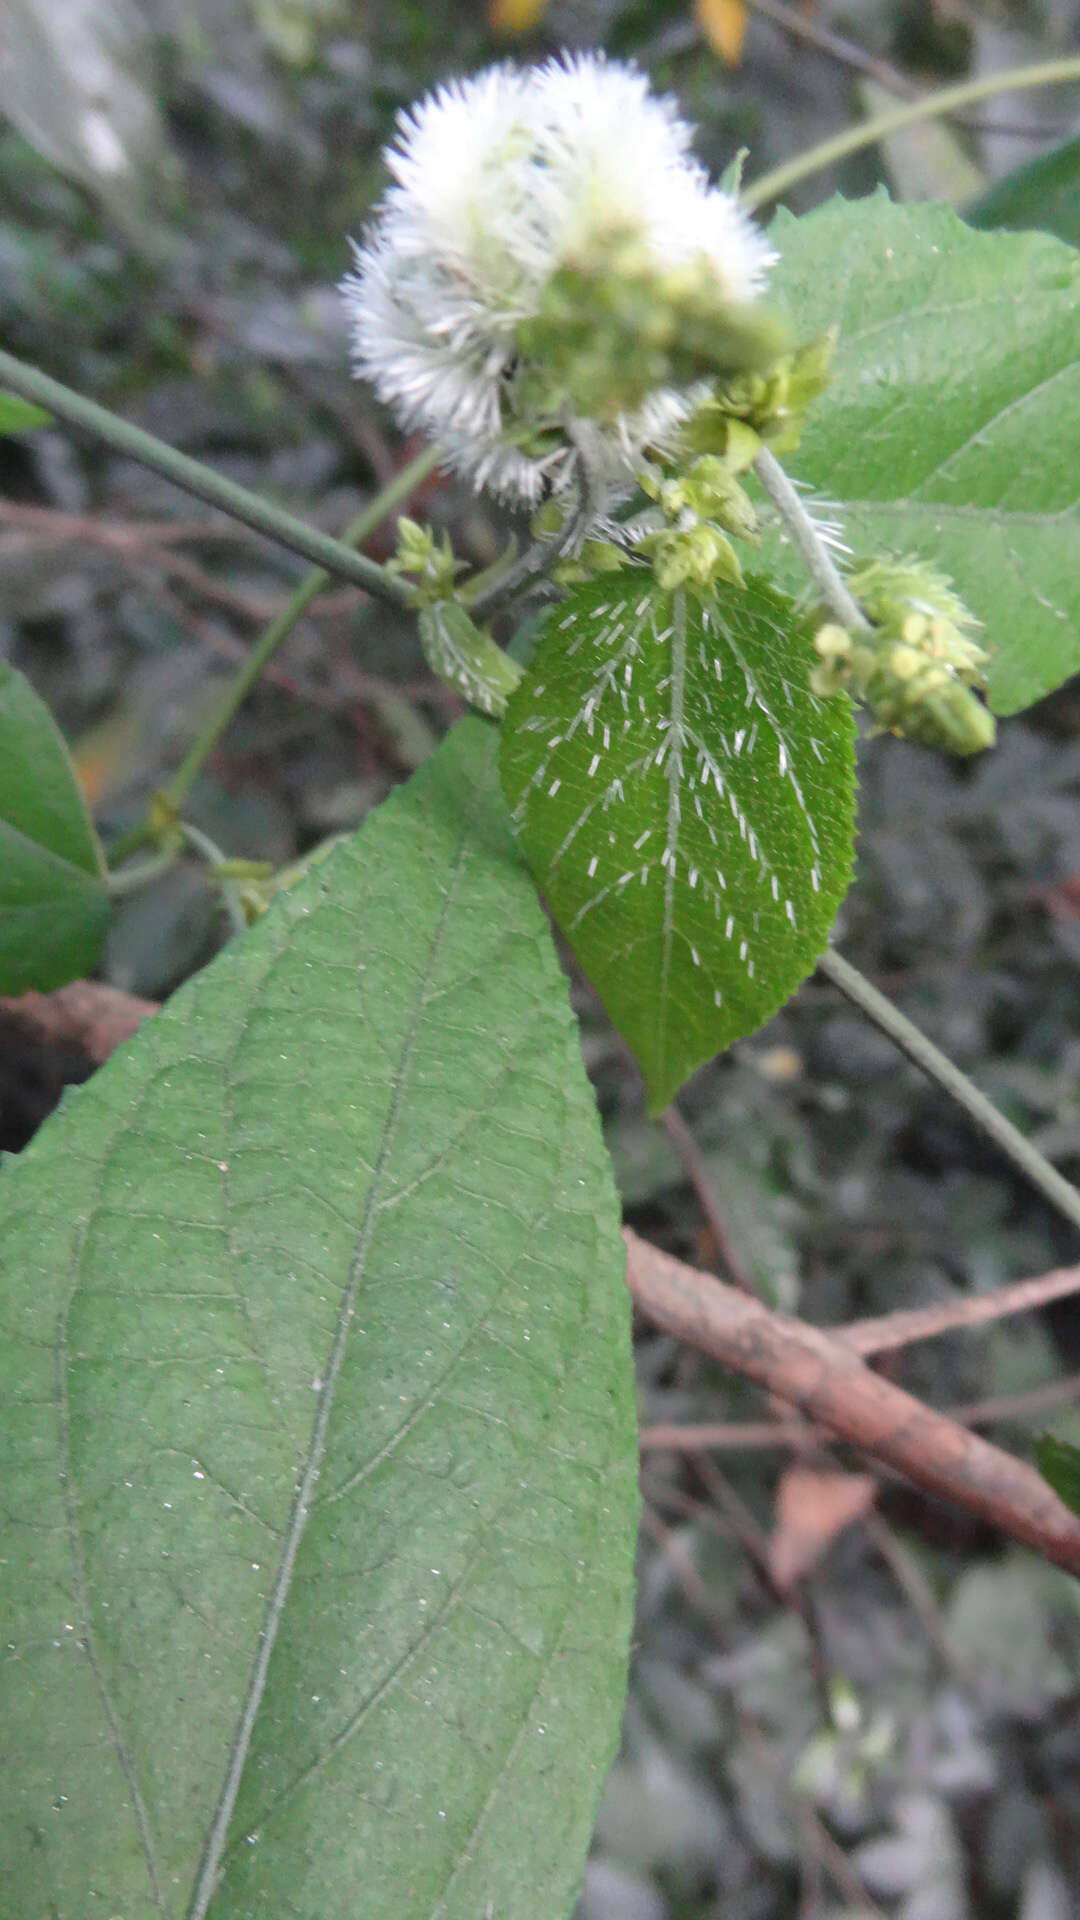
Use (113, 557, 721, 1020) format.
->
(341, 52, 775, 503)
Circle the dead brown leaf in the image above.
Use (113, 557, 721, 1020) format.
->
(769, 1466, 876, 1592)
(0, 981, 158, 1065)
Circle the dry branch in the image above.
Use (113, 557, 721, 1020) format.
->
(836, 1263, 1080, 1355)
(660, 1103, 755, 1293)
(625, 1229, 1080, 1577)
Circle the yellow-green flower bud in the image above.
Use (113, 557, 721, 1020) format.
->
(645, 522, 744, 592)
(682, 328, 836, 461)
(385, 517, 464, 606)
(813, 622, 852, 662)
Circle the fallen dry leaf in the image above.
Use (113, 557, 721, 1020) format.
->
(0, 980, 158, 1065)
(769, 1466, 876, 1591)
(697, 0, 749, 67)
(488, 0, 549, 33)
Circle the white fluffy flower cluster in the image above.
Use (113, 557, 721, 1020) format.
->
(342, 54, 774, 503)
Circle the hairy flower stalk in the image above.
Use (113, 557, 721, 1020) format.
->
(342, 54, 778, 507)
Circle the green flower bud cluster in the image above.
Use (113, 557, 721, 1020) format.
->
(630, 451, 762, 593)
(810, 557, 996, 757)
(385, 516, 464, 607)
(641, 521, 746, 593)
(682, 329, 836, 462)
(512, 225, 786, 425)
(653, 453, 760, 540)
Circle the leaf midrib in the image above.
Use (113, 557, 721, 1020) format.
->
(186, 820, 474, 1919)
(0, 813, 104, 888)
(656, 588, 686, 1084)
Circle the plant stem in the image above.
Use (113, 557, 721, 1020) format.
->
(0, 348, 412, 605)
(180, 821, 249, 938)
(106, 844, 181, 897)
(743, 55, 1080, 209)
(819, 946, 1080, 1237)
(163, 444, 440, 815)
(753, 448, 867, 631)
(468, 477, 601, 622)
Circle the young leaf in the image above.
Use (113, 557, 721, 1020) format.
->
(766, 193, 1080, 716)
(1036, 1433, 1080, 1517)
(0, 720, 638, 1919)
(0, 658, 109, 991)
(499, 576, 855, 1111)
(0, 389, 50, 432)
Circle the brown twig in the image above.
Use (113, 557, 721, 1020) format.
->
(640, 1418, 814, 1451)
(836, 1263, 1080, 1356)
(694, 1450, 836, 1713)
(0, 501, 364, 622)
(142, 576, 453, 717)
(136, 548, 363, 624)
(740, 0, 1063, 138)
(625, 1229, 1080, 1577)
(951, 1369, 1080, 1431)
(737, 1712, 887, 1919)
(640, 1366, 1080, 1455)
(644, 1469, 835, 1715)
(638, 1503, 726, 1629)
(0, 500, 243, 547)
(661, 1103, 756, 1293)
(862, 1510, 970, 1681)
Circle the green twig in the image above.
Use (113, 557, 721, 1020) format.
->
(106, 844, 181, 897)
(180, 820, 249, 939)
(0, 348, 412, 604)
(819, 946, 1080, 1237)
(743, 55, 1080, 209)
(163, 444, 440, 816)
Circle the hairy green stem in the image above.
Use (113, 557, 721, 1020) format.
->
(0, 348, 412, 604)
(163, 444, 440, 816)
(743, 55, 1080, 209)
(753, 448, 867, 631)
(820, 946, 1080, 1237)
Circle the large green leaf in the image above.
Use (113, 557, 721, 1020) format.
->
(767, 193, 1080, 716)
(966, 135, 1080, 249)
(499, 577, 856, 1111)
(0, 657, 109, 990)
(0, 720, 638, 1919)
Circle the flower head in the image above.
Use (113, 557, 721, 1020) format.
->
(342, 53, 776, 503)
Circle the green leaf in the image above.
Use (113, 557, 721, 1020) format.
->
(1036, 1433, 1080, 1516)
(418, 598, 523, 716)
(966, 135, 1080, 249)
(0, 388, 50, 432)
(499, 577, 856, 1111)
(0, 658, 109, 991)
(767, 193, 1080, 716)
(0, 720, 638, 1919)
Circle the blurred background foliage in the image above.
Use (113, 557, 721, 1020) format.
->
(4, 1, 1080, 1913)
